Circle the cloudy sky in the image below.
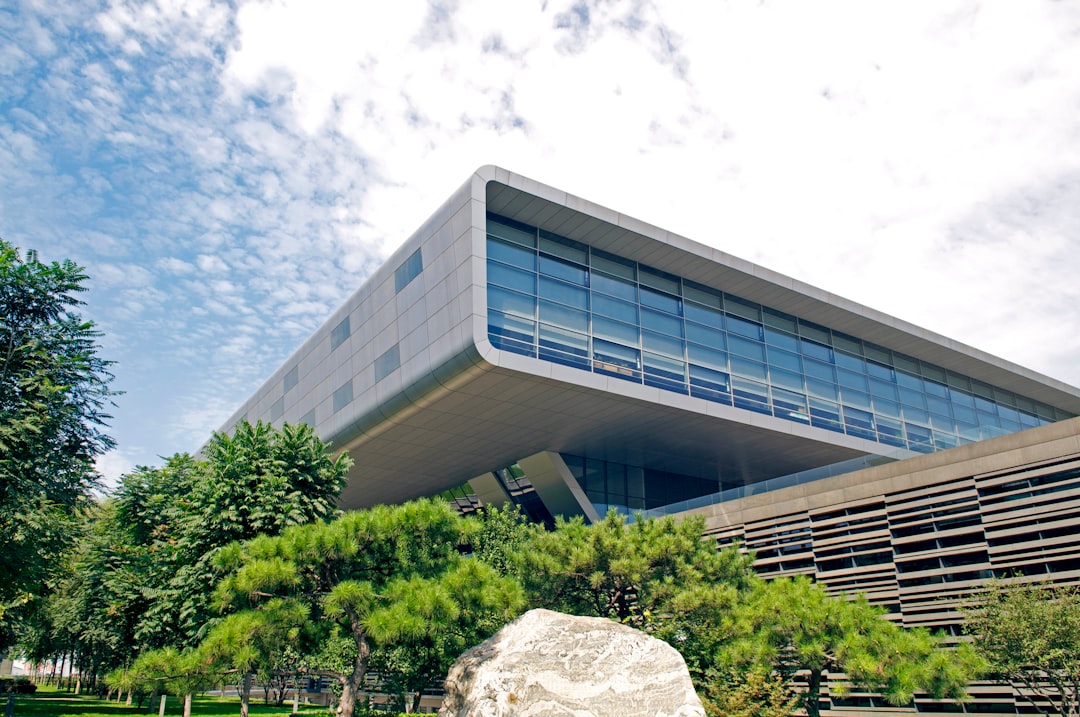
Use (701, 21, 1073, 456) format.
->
(3, 0, 1079, 486)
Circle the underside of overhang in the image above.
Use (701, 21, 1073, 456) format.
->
(335, 355, 890, 511)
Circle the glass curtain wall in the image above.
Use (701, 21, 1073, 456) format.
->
(485, 213, 1071, 455)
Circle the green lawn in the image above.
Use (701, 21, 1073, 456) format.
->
(5, 686, 330, 717)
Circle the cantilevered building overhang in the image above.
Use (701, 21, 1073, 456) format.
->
(220, 166, 1080, 515)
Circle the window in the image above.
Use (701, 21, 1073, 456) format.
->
(482, 213, 1073, 451)
(330, 316, 351, 351)
(270, 397, 284, 421)
(374, 345, 401, 382)
(394, 248, 423, 292)
(283, 365, 299, 392)
(332, 380, 353, 413)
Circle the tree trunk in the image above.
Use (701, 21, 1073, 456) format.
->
(336, 620, 371, 717)
(240, 672, 252, 717)
(292, 672, 300, 714)
(804, 669, 823, 717)
(182, 693, 192, 717)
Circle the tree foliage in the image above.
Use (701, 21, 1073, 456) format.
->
(19, 420, 352, 689)
(519, 511, 978, 716)
(146, 421, 353, 649)
(211, 499, 524, 717)
(0, 240, 115, 646)
(965, 581, 1080, 716)
(699, 578, 980, 717)
(518, 510, 755, 625)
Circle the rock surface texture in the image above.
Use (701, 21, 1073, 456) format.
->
(438, 608, 705, 717)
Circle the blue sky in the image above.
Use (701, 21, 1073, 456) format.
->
(3, 0, 1079, 486)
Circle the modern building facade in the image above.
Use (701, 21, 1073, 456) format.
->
(222, 166, 1080, 714)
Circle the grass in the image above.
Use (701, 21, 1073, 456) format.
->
(5, 686, 330, 717)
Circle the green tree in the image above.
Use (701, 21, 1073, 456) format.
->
(699, 670, 797, 717)
(468, 502, 534, 579)
(22, 421, 353, 683)
(199, 600, 309, 717)
(518, 510, 756, 625)
(43, 502, 139, 690)
(212, 499, 524, 717)
(0, 240, 115, 648)
(965, 581, 1080, 716)
(133, 421, 353, 651)
(522, 512, 978, 716)
(670, 575, 980, 717)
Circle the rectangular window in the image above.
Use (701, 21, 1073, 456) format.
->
(488, 285, 536, 319)
(374, 345, 401, 382)
(283, 365, 299, 392)
(640, 286, 681, 314)
(270, 397, 284, 421)
(728, 334, 765, 362)
(685, 321, 725, 348)
(539, 276, 588, 309)
(593, 339, 640, 375)
(539, 254, 587, 285)
(332, 380, 353, 413)
(330, 316, 351, 351)
(806, 377, 838, 401)
(593, 294, 638, 324)
(730, 356, 767, 381)
(300, 409, 316, 426)
(642, 330, 683, 358)
(593, 316, 639, 345)
(488, 217, 536, 247)
(641, 308, 683, 337)
(488, 310, 536, 349)
(539, 301, 589, 333)
(539, 324, 589, 367)
(539, 231, 587, 264)
(488, 238, 536, 269)
(591, 272, 636, 301)
(688, 343, 727, 371)
(394, 248, 423, 292)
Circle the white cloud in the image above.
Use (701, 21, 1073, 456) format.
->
(158, 256, 195, 274)
(94, 449, 135, 492)
(5, 0, 1080, 477)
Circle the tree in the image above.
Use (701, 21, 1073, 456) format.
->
(211, 499, 524, 717)
(520, 511, 978, 716)
(130, 421, 353, 652)
(518, 509, 756, 625)
(199, 601, 309, 717)
(0, 240, 115, 649)
(669, 575, 981, 717)
(468, 502, 533, 579)
(965, 581, 1080, 716)
(41, 501, 139, 691)
(698, 670, 797, 717)
(20, 421, 353, 684)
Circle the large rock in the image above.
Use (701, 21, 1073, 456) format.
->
(438, 608, 705, 717)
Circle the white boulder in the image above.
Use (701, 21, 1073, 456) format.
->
(438, 608, 705, 717)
